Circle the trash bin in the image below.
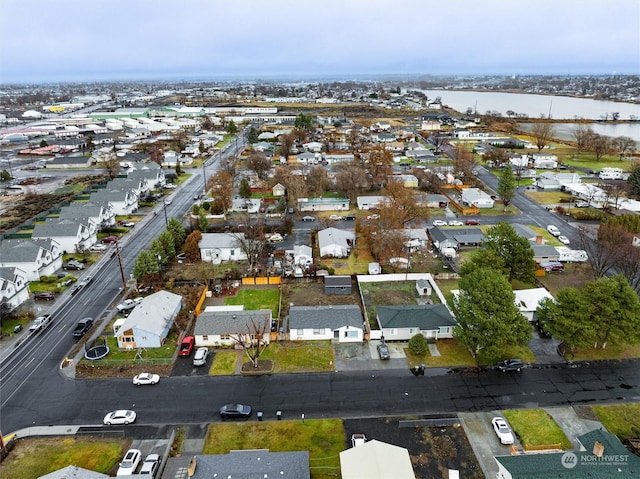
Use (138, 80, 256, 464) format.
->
(257, 411, 263, 421)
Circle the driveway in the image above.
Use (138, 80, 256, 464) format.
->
(333, 341, 409, 372)
(528, 330, 564, 364)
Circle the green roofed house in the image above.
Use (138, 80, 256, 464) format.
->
(376, 304, 456, 341)
(495, 428, 640, 479)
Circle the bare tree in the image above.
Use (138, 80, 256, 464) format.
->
(531, 122, 555, 151)
(334, 162, 370, 202)
(364, 145, 394, 184)
(230, 316, 271, 368)
(572, 124, 595, 153)
(411, 168, 444, 193)
(149, 144, 164, 166)
(307, 166, 329, 197)
(246, 152, 272, 180)
(208, 170, 234, 216)
(615, 244, 640, 293)
(278, 132, 296, 161)
(580, 224, 628, 279)
(611, 136, 636, 159)
(452, 144, 478, 185)
(233, 228, 265, 274)
(368, 229, 408, 269)
(589, 134, 611, 161)
(273, 165, 308, 206)
(428, 133, 448, 154)
(599, 180, 629, 210)
(379, 180, 427, 227)
(102, 151, 120, 179)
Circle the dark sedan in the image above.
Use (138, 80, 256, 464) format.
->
(377, 343, 390, 360)
(219, 404, 252, 420)
(497, 359, 524, 372)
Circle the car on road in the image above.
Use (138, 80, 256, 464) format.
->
(63, 260, 85, 271)
(546, 225, 561, 237)
(497, 358, 524, 372)
(432, 219, 447, 226)
(103, 409, 137, 425)
(193, 347, 209, 366)
(71, 317, 94, 338)
(219, 403, 252, 420)
(301, 216, 315, 222)
(34, 291, 55, 301)
(575, 200, 589, 208)
(178, 335, 195, 357)
(351, 433, 367, 447)
(268, 233, 284, 243)
(448, 220, 464, 226)
(139, 453, 160, 476)
(465, 219, 481, 226)
(29, 315, 52, 333)
(342, 214, 356, 221)
(71, 275, 93, 295)
(133, 373, 160, 385)
(116, 448, 142, 476)
(492, 417, 515, 445)
(376, 343, 390, 360)
(329, 215, 342, 221)
(101, 235, 119, 244)
(557, 235, 570, 245)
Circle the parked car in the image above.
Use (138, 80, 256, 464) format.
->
(63, 260, 85, 271)
(219, 403, 252, 420)
(432, 219, 447, 226)
(119, 221, 135, 228)
(89, 244, 107, 252)
(497, 358, 524, 372)
(376, 343, 390, 360)
(268, 233, 284, 243)
(34, 291, 55, 301)
(465, 219, 481, 226)
(139, 453, 160, 476)
(329, 215, 342, 221)
(193, 347, 209, 366)
(534, 320, 553, 339)
(101, 235, 119, 244)
(133, 373, 160, 386)
(540, 261, 564, 272)
(367, 214, 380, 220)
(492, 417, 515, 445)
(575, 200, 589, 208)
(116, 297, 143, 312)
(103, 409, 137, 425)
(351, 433, 367, 447)
(71, 317, 94, 338)
(342, 214, 356, 221)
(178, 336, 195, 357)
(301, 216, 316, 222)
(557, 235, 570, 245)
(546, 225, 561, 237)
(117, 449, 142, 476)
(448, 220, 464, 226)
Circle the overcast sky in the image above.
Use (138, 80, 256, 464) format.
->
(1, 0, 638, 84)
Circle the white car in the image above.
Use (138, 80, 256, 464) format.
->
(89, 244, 107, 252)
(547, 225, 561, 237)
(116, 297, 144, 312)
(557, 235, 570, 245)
(139, 453, 160, 476)
(104, 409, 137, 425)
(448, 220, 464, 226)
(193, 347, 209, 366)
(492, 417, 515, 445)
(132, 373, 160, 386)
(117, 449, 142, 476)
(329, 215, 342, 221)
(575, 200, 589, 208)
(268, 233, 284, 243)
(367, 214, 380, 220)
(433, 219, 448, 226)
(351, 433, 367, 447)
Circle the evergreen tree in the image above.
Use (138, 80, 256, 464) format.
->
(497, 163, 516, 208)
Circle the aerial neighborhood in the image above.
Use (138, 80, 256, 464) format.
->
(1, 77, 640, 479)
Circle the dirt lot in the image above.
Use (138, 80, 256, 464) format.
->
(536, 261, 594, 296)
(280, 280, 361, 316)
(344, 417, 483, 479)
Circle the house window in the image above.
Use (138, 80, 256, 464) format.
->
(409, 328, 418, 334)
(389, 329, 397, 336)
(297, 329, 304, 336)
(313, 328, 324, 335)
(230, 249, 235, 256)
(220, 334, 230, 340)
(439, 327, 451, 334)
(345, 330, 358, 338)
(123, 337, 134, 343)
(202, 335, 209, 341)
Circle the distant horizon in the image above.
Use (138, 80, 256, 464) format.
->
(1, 0, 638, 85)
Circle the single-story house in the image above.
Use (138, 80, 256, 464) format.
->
(340, 440, 415, 479)
(199, 233, 249, 264)
(115, 291, 182, 349)
(288, 305, 364, 343)
(415, 194, 449, 208)
(324, 275, 352, 295)
(0, 238, 63, 281)
(38, 465, 109, 479)
(530, 153, 558, 169)
(289, 244, 313, 266)
(193, 309, 272, 347)
(272, 183, 286, 196)
(427, 226, 459, 251)
(388, 174, 419, 188)
(356, 195, 389, 210)
(46, 154, 93, 168)
(531, 244, 561, 263)
(297, 197, 350, 212)
(376, 304, 456, 341)
(514, 288, 555, 321)
(536, 172, 581, 190)
(318, 227, 355, 258)
(231, 197, 261, 214)
(187, 450, 310, 479)
(0, 266, 30, 311)
(495, 428, 640, 479)
(460, 188, 494, 208)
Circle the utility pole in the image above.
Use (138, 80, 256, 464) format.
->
(114, 241, 127, 292)
(163, 200, 168, 226)
(202, 162, 207, 196)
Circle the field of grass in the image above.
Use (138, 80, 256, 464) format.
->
(0, 437, 128, 479)
(210, 350, 239, 375)
(85, 333, 178, 362)
(224, 288, 280, 317)
(476, 343, 537, 366)
(503, 409, 573, 450)
(203, 419, 345, 479)
(260, 341, 335, 373)
(568, 343, 640, 361)
(592, 404, 640, 440)
(405, 339, 477, 368)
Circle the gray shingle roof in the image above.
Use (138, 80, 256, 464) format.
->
(194, 310, 272, 335)
(32, 219, 84, 238)
(191, 450, 310, 479)
(0, 239, 41, 262)
(288, 305, 363, 330)
(377, 304, 456, 329)
(199, 232, 245, 250)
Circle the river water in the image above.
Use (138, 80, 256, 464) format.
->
(416, 89, 640, 142)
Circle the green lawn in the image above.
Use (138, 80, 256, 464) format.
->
(225, 288, 280, 317)
(592, 404, 640, 440)
(203, 419, 345, 479)
(476, 343, 537, 366)
(260, 341, 335, 373)
(210, 350, 239, 375)
(405, 339, 477, 368)
(567, 343, 640, 361)
(82, 334, 178, 362)
(0, 437, 128, 479)
(503, 409, 573, 450)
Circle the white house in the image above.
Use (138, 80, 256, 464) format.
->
(193, 309, 272, 347)
(340, 440, 416, 479)
(289, 244, 313, 266)
(460, 187, 495, 208)
(288, 305, 363, 343)
(376, 304, 456, 341)
(356, 195, 389, 211)
(0, 266, 30, 311)
(0, 238, 63, 281)
(530, 153, 558, 169)
(31, 218, 96, 254)
(514, 288, 555, 322)
(199, 233, 249, 264)
(59, 201, 116, 230)
(535, 172, 581, 190)
(318, 227, 355, 258)
(90, 188, 138, 215)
